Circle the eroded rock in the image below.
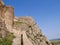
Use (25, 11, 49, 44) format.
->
(0, 0, 52, 45)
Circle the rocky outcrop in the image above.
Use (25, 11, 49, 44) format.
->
(0, 0, 14, 45)
(12, 17, 52, 45)
(0, 20, 7, 38)
(0, 0, 52, 45)
(4, 6, 14, 31)
(0, 0, 14, 32)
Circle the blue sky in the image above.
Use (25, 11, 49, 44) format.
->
(3, 0, 60, 39)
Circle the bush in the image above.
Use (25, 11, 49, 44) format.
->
(0, 33, 15, 45)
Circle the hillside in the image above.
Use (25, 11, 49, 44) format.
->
(50, 39, 60, 45)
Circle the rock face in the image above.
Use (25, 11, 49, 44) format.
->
(0, 1, 7, 38)
(0, 18, 7, 38)
(13, 17, 52, 45)
(4, 6, 14, 31)
(0, 0, 14, 32)
(0, 0, 52, 45)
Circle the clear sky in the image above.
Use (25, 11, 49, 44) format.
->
(3, 0, 60, 40)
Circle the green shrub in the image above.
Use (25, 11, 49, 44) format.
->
(0, 33, 15, 45)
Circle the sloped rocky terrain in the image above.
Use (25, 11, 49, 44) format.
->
(0, 0, 52, 45)
(12, 17, 52, 45)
